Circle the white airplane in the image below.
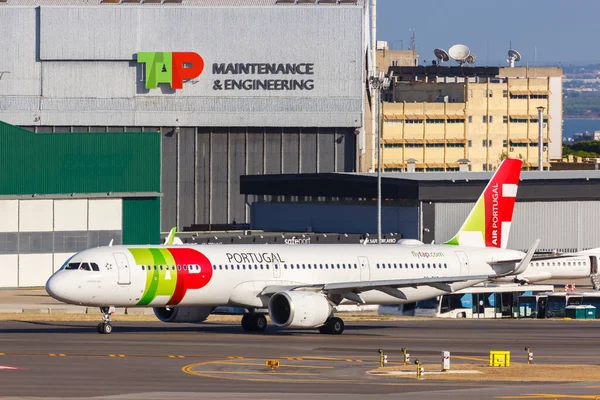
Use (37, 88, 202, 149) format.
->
(495, 247, 600, 289)
(46, 158, 538, 335)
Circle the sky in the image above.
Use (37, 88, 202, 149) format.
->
(376, 0, 600, 66)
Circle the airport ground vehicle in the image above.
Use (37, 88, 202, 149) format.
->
(414, 284, 553, 318)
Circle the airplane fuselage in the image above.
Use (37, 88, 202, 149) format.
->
(47, 243, 524, 308)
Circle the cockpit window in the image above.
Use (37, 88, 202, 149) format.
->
(80, 262, 91, 271)
(90, 263, 100, 272)
(65, 263, 80, 270)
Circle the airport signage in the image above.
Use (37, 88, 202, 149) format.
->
(137, 52, 205, 90)
(137, 52, 315, 92)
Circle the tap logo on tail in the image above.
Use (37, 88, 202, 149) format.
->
(445, 158, 523, 248)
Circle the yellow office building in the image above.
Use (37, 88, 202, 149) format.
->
(380, 66, 562, 172)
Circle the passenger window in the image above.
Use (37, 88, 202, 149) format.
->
(177, 265, 181, 270)
(141, 265, 145, 271)
(160, 265, 163, 270)
(91, 263, 99, 271)
(183, 265, 187, 270)
(219, 265, 222, 270)
(260, 265, 264, 269)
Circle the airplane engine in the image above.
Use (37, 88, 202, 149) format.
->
(268, 291, 332, 328)
(153, 306, 213, 323)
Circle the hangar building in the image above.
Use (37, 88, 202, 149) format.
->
(241, 170, 600, 252)
(0, 122, 160, 288)
(0, 0, 365, 231)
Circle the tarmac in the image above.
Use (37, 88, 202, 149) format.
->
(0, 283, 599, 399)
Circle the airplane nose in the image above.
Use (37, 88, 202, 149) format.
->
(45, 273, 72, 304)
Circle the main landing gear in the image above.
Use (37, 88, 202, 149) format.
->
(318, 317, 344, 335)
(97, 306, 115, 334)
(241, 314, 267, 332)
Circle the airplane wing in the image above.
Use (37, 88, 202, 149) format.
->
(260, 274, 492, 304)
(260, 239, 541, 304)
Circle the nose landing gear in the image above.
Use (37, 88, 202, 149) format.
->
(97, 306, 115, 334)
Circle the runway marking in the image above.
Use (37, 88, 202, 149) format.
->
(181, 360, 487, 387)
(216, 361, 334, 369)
(109, 354, 126, 358)
(48, 354, 66, 357)
(190, 370, 321, 376)
(169, 355, 186, 359)
(497, 395, 600, 399)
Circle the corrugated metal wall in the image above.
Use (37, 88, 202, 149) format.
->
(0, 5, 364, 127)
(434, 201, 600, 252)
(0, 122, 160, 195)
(122, 198, 161, 245)
(162, 126, 356, 229)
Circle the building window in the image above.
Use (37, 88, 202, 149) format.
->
(503, 115, 508, 123)
(503, 139, 507, 147)
(488, 140, 493, 147)
(405, 119, 424, 124)
(483, 116, 487, 123)
(503, 90, 508, 98)
(482, 140, 487, 148)
(426, 119, 445, 124)
(489, 116, 493, 123)
(425, 143, 444, 148)
(510, 94, 528, 100)
(447, 118, 465, 124)
(383, 143, 403, 148)
(468, 116, 473, 123)
(447, 143, 465, 148)
(468, 140, 472, 147)
(530, 94, 548, 99)
(488, 90, 493, 98)
(509, 118, 528, 123)
(483, 164, 488, 171)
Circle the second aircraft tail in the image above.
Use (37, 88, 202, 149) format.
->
(445, 158, 523, 249)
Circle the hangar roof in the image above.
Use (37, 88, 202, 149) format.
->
(240, 170, 600, 202)
(1, 0, 363, 6)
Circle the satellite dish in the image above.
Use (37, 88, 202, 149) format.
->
(448, 44, 471, 65)
(507, 49, 522, 67)
(466, 53, 476, 65)
(434, 48, 450, 63)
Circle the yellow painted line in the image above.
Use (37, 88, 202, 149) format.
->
(181, 362, 357, 384)
(190, 370, 321, 376)
(168, 355, 185, 359)
(496, 395, 600, 399)
(215, 361, 333, 369)
(109, 354, 126, 358)
(0, 353, 4, 356)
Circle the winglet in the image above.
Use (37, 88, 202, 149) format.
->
(491, 239, 541, 277)
(164, 227, 176, 245)
(513, 239, 541, 276)
(445, 158, 523, 248)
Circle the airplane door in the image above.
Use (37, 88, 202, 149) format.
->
(455, 251, 470, 276)
(358, 256, 371, 281)
(114, 253, 131, 285)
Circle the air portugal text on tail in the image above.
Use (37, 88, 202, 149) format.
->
(46, 158, 538, 336)
(445, 158, 523, 249)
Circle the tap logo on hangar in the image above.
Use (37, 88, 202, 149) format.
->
(137, 52, 205, 90)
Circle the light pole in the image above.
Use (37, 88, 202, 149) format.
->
(369, 71, 393, 243)
(537, 106, 544, 171)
